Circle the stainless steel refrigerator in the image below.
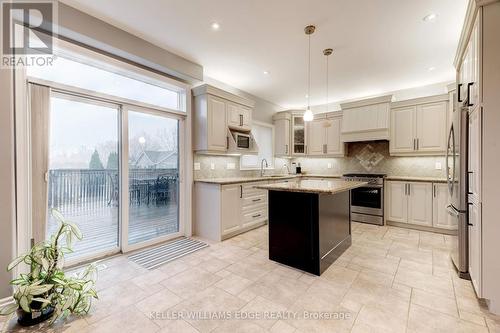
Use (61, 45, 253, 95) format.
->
(446, 89, 470, 280)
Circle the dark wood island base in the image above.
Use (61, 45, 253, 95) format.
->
(268, 189, 351, 276)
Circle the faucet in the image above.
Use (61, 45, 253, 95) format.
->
(282, 164, 290, 175)
(260, 158, 269, 177)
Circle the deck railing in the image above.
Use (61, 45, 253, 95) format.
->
(48, 169, 178, 213)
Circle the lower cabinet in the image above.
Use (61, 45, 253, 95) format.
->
(407, 182, 433, 226)
(468, 201, 482, 296)
(385, 181, 455, 231)
(195, 181, 269, 241)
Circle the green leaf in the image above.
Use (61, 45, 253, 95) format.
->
(7, 255, 26, 271)
(19, 296, 30, 312)
(0, 302, 18, 315)
(68, 222, 83, 240)
(51, 209, 65, 225)
(30, 284, 53, 295)
(31, 297, 51, 305)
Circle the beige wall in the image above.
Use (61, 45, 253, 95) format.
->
(203, 77, 283, 124)
(56, 3, 203, 83)
(0, 68, 16, 298)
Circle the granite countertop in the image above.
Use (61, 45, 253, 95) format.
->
(385, 176, 447, 183)
(255, 179, 368, 194)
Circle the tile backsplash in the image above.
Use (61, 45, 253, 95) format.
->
(293, 141, 446, 178)
(194, 141, 446, 179)
(194, 155, 291, 179)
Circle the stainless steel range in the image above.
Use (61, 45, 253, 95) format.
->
(342, 173, 386, 226)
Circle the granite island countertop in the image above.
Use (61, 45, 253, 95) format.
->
(255, 179, 367, 194)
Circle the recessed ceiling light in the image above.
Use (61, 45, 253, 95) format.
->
(263, 70, 270, 75)
(423, 13, 437, 22)
(428, 66, 436, 71)
(211, 22, 220, 30)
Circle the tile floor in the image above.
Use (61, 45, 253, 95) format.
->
(2, 222, 500, 333)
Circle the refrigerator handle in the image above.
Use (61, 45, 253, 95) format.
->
(458, 83, 463, 102)
(467, 83, 474, 107)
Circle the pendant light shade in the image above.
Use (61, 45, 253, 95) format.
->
(303, 108, 314, 121)
(303, 25, 315, 122)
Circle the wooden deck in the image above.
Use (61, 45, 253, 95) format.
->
(47, 202, 179, 259)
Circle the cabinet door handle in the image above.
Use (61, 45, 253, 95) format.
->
(433, 185, 436, 197)
(405, 184, 408, 196)
(252, 214, 261, 218)
(252, 198, 261, 202)
(407, 183, 411, 196)
(240, 185, 243, 198)
(467, 82, 474, 107)
(417, 138, 419, 150)
(226, 136, 229, 149)
(285, 144, 288, 154)
(458, 83, 463, 102)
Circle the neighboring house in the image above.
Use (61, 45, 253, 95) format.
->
(132, 150, 178, 169)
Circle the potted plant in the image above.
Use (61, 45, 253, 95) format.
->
(0, 209, 98, 326)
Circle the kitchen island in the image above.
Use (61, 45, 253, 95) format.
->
(256, 179, 367, 276)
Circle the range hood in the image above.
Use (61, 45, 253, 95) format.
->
(340, 95, 393, 142)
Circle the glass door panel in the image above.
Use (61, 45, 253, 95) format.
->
(47, 96, 120, 260)
(127, 111, 179, 245)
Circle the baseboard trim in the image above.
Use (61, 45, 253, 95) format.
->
(386, 221, 457, 235)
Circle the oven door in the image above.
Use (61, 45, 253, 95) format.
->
(350, 185, 383, 216)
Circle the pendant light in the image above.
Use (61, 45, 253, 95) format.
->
(323, 48, 333, 112)
(303, 25, 315, 122)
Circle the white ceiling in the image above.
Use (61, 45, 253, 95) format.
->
(61, 0, 467, 109)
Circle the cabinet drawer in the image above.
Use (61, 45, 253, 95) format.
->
(242, 194, 267, 208)
(242, 207, 268, 226)
(242, 183, 267, 198)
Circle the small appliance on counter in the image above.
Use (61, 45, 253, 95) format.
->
(296, 163, 302, 174)
(342, 173, 386, 226)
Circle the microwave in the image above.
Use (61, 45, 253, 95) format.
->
(233, 132, 251, 149)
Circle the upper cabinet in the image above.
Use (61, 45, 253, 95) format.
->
(292, 114, 307, 155)
(390, 95, 448, 156)
(340, 95, 392, 142)
(307, 113, 344, 157)
(192, 84, 255, 154)
(273, 111, 344, 157)
(273, 112, 291, 157)
(227, 101, 252, 131)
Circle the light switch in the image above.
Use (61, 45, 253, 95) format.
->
(210, 163, 215, 170)
(227, 162, 235, 170)
(327, 163, 332, 169)
(435, 162, 442, 170)
(193, 163, 201, 170)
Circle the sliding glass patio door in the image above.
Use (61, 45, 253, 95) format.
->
(47, 94, 121, 261)
(124, 109, 181, 250)
(46, 93, 183, 262)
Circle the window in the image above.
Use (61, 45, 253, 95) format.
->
(241, 122, 274, 169)
(27, 50, 184, 112)
(23, 38, 188, 264)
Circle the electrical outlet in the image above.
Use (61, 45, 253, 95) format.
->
(327, 163, 332, 169)
(227, 162, 235, 170)
(210, 163, 215, 170)
(435, 162, 442, 170)
(193, 163, 201, 170)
